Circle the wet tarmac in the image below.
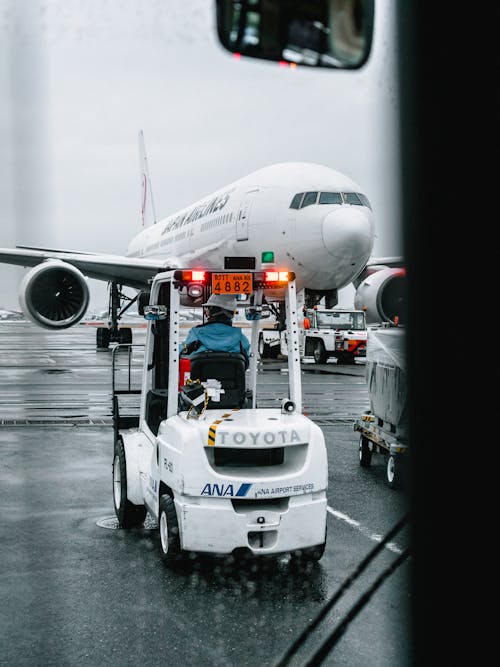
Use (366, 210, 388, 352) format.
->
(0, 321, 411, 667)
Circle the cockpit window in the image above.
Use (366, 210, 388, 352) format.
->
(343, 192, 362, 206)
(358, 193, 372, 209)
(343, 192, 372, 210)
(290, 190, 372, 210)
(319, 192, 343, 204)
(290, 193, 304, 209)
(301, 191, 318, 207)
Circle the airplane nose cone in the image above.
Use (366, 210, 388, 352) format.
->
(322, 207, 374, 260)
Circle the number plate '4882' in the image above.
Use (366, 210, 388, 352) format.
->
(211, 273, 253, 294)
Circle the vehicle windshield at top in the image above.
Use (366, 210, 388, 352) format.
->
(316, 311, 365, 330)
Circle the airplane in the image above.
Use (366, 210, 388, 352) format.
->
(0, 132, 405, 347)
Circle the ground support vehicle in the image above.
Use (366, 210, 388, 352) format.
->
(259, 307, 367, 364)
(112, 266, 328, 566)
(300, 308, 367, 364)
(353, 326, 408, 489)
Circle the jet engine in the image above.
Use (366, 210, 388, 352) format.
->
(354, 266, 406, 325)
(19, 260, 90, 329)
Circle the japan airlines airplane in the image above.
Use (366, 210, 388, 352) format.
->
(0, 136, 405, 346)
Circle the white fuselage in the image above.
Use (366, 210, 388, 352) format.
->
(126, 162, 375, 293)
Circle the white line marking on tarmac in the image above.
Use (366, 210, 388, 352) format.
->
(327, 506, 403, 554)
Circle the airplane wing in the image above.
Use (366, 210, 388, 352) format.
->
(0, 246, 172, 290)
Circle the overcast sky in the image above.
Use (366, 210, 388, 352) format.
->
(0, 0, 401, 311)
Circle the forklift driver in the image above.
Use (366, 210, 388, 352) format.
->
(182, 293, 251, 367)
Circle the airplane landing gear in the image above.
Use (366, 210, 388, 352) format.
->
(96, 283, 138, 349)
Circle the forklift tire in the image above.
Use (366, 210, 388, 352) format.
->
(113, 438, 147, 528)
(359, 436, 372, 467)
(96, 327, 110, 349)
(158, 494, 182, 567)
(313, 340, 327, 364)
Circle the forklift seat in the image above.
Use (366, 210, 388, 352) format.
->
(189, 352, 248, 409)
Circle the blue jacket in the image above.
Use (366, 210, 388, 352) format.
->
(183, 322, 250, 360)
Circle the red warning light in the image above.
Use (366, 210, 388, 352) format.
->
(174, 269, 207, 283)
(234, 52, 241, 61)
(264, 270, 290, 283)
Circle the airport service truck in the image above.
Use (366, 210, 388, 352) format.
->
(258, 307, 367, 365)
(111, 267, 328, 566)
(300, 307, 367, 364)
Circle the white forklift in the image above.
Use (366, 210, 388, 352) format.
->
(111, 266, 328, 566)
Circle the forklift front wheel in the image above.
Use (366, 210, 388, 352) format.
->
(158, 494, 182, 566)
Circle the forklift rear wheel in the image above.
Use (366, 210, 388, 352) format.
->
(158, 494, 182, 566)
(359, 436, 372, 467)
(113, 437, 147, 527)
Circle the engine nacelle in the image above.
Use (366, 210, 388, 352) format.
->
(19, 260, 90, 329)
(354, 266, 406, 325)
